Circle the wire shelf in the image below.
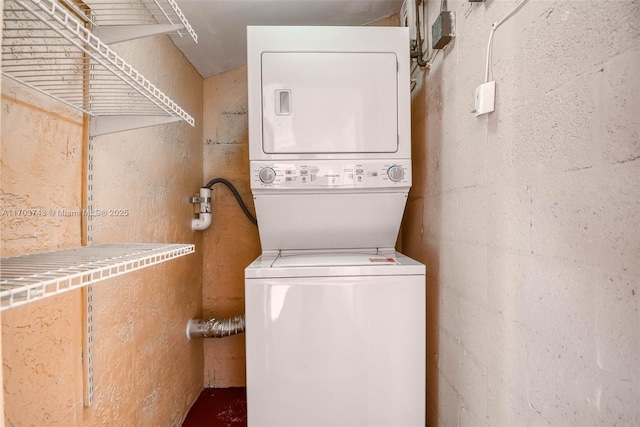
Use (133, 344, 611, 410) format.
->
(0, 243, 195, 311)
(83, 0, 198, 44)
(2, 0, 195, 136)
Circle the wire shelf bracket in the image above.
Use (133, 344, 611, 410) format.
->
(2, 0, 196, 136)
(90, 115, 182, 136)
(96, 23, 185, 44)
(0, 243, 195, 311)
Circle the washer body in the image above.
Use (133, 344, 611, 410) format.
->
(245, 251, 426, 427)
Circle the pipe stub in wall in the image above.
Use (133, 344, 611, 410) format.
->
(186, 315, 246, 339)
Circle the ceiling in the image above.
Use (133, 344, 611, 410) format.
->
(170, 0, 403, 78)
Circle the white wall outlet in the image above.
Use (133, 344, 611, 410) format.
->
(473, 80, 495, 117)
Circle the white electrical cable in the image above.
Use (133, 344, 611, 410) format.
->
(484, 0, 529, 82)
(484, 27, 496, 82)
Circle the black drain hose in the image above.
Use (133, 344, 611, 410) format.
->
(205, 177, 257, 226)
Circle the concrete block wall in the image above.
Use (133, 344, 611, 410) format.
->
(1, 31, 204, 425)
(403, 0, 639, 425)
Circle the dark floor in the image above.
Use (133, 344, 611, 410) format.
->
(182, 387, 247, 427)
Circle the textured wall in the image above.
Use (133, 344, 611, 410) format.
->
(1, 80, 86, 424)
(0, 5, 4, 422)
(403, 1, 639, 426)
(0, 4, 4, 427)
(87, 33, 204, 426)
(202, 66, 260, 387)
(1, 31, 204, 426)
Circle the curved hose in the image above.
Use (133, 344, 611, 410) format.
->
(205, 177, 257, 226)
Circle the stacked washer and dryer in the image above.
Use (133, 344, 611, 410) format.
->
(244, 26, 425, 426)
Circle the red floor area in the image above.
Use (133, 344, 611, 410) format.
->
(182, 388, 247, 427)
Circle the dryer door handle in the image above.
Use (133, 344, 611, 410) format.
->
(275, 89, 292, 115)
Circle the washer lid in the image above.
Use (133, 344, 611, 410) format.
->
(245, 251, 425, 279)
(272, 252, 399, 268)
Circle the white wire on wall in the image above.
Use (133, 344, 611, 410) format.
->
(484, 0, 529, 83)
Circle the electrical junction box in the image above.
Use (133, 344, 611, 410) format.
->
(432, 11, 455, 49)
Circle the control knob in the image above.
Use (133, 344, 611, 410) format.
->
(387, 165, 405, 182)
(259, 167, 276, 184)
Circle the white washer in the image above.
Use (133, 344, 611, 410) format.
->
(245, 250, 425, 427)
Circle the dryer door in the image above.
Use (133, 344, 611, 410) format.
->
(261, 52, 399, 155)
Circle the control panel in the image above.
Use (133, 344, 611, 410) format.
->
(250, 160, 412, 189)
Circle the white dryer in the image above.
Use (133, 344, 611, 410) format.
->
(245, 26, 425, 426)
